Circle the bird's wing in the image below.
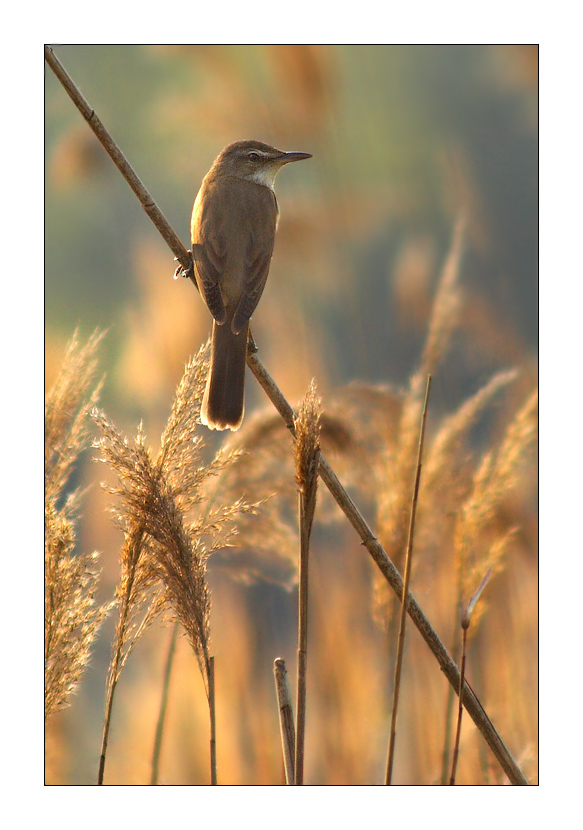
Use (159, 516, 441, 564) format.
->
(231, 191, 278, 335)
(192, 235, 227, 325)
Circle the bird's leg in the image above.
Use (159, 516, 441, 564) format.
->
(247, 327, 258, 355)
(173, 251, 195, 281)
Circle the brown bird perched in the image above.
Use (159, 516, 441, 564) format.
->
(191, 140, 312, 430)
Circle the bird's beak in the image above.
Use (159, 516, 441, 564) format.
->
(280, 150, 312, 164)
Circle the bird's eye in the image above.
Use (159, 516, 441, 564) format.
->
(248, 152, 261, 162)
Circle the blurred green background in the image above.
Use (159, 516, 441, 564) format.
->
(45, 45, 538, 785)
(45, 45, 537, 419)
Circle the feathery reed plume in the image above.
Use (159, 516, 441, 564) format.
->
(45, 330, 110, 721)
(274, 658, 296, 784)
(199, 366, 530, 784)
(374, 220, 465, 628)
(395, 216, 465, 499)
(450, 569, 492, 785)
(293, 381, 321, 786)
(385, 375, 431, 784)
(197, 410, 299, 589)
(93, 344, 257, 784)
(419, 215, 465, 377)
(202, 402, 360, 589)
(92, 418, 165, 785)
(454, 387, 538, 608)
(423, 369, 518, 493)
(438, 386, 537, 782)
(45, 329, 104, 503)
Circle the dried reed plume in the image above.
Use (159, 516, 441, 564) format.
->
(93, 344, 258, 784)
(453, 386, 539, 613)
(293, 381, 321, 785)
(362, 219, 526, 635)
(45, 330, 110, 721)
(197, 410, 302, 589)
(230, 231, 534, 783)
(381, 218, 466, 582)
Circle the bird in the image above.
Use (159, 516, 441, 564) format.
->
(190, 139, 312, 430)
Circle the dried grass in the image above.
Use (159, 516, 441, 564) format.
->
(453, 387, 538, 611)
(45, 330, 111, 721)
(44, 280, 537, 784)
(92, 343, 259, 783)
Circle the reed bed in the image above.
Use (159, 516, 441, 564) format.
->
(44, 279, 537, 784)
(44, 47, 537, 785)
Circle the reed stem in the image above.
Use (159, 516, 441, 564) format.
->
(385, 376, 431, 784)
(150, 621, 179, 784)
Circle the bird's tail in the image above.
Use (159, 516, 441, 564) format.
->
(201, 320, 248, 430)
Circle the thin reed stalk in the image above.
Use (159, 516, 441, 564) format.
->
(98, 521, 149, 785)
(385, 375, 431, 784)
(46, 48, 528, 785)
(151, 621, 180, 784)
(440, 634, 461, 784)
(293, 383, 321, 786)
(449, 625, 468, 785)
(449, 570, 492, 785)
(274, 658, 296, 784)
(209, 655, 217, 785)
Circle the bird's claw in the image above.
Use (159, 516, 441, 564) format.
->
(173, 255, 194, 281)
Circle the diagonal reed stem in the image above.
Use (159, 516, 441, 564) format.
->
(385, 375, 431, 784)
(246, 354, 526, 786)
(44, 46, 191, 277)
(45, 46, 528, 786)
